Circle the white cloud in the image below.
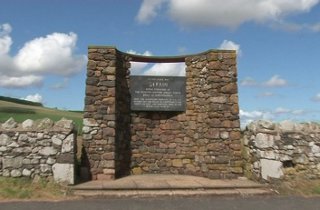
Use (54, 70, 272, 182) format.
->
(0, 75, 42, 88)
(136, 0, 166, 24)
(274, 107, 291, 114)
(137, 0, 319, 28)
(219, 40, 241, 55)
(127, 50, 185, 76)
(291, 109, 305, 115)
(127, 50, 153, 75)
(240, 107, 309, 128)
(312, 93, 320, 102)
(0, 23, 12, 55)
(241, 75, 288, 88)
(0, 23, 87, 89)
(263, 75, 288, 87)
(240, 77, 257, 87)
(14, 32, 86, 76)
(21, 93, 43, 103)
(310, 23, 320, 32)
(240, 109, 273, 128)
(50, 78, 69, 89)
(143, 63, 185, 76)
(257, 92, 275, 97)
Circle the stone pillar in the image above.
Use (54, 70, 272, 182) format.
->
(184, 51, 242, 178)
(83, 46, 117, 180)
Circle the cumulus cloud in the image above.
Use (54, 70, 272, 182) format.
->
(312, 93, 320, 102)
(0, 75, 43, 88)
(241, 75, 288, 88)
(263, 75, 288, 87)
(136, 0, 166, 24)
(0, 23, 12, 55)
(240, 107, 308, 128)
(257, 91, 275, 98)
(240, 77, 257, 87)
(137, 0, 319, 28)
(128, 50, 185, 76)
(14, 32, 86, 76)
(274, 107, 291, 114)
(50, 78, 69, 89)
(21, 93, 43, 103)
(0, 23, 86, 88)
(143, 63, 185, 76)
(271, 20, 320, 32)
(219, 40, 241, 55)
(128, 50, 153, 75)
(240, 109, 273, 128)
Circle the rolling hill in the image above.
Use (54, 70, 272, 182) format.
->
(0, 97, 83, 133)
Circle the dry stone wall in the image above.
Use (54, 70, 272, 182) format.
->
(0, 117, 76, 184)
(83, 46, 242, 180)
(243, 120, 320, 182)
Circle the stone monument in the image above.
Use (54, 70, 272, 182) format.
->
(83, 46, 242, 180)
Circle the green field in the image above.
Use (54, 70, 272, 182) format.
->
(0, 99, 83, 133)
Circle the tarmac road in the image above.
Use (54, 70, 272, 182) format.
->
(1, 196, 320, 210)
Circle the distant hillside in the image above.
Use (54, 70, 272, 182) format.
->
(0, 97, 83, 134)
(0, 96, 43, 107)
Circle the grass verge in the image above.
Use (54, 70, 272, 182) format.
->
(0, 177, 71, 200)
(272, 177, 320, 196)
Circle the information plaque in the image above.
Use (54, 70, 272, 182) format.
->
(130, 76, 186, 111)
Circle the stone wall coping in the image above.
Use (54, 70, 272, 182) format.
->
(0, 117, 74, 132)
(88, 45, 236, 63)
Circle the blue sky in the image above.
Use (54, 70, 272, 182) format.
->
(1, 0, 320, 126)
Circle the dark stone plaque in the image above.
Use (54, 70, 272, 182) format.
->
(130, 76, 186, 111)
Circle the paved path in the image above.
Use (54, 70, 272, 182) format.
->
(1, 196, 320, 210)
(72, 174, 271, 196)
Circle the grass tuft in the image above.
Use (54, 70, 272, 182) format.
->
(0, 177, 68, 200)
(272, 176, 320, 196)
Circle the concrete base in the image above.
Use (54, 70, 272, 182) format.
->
(71, 174, 273, 197)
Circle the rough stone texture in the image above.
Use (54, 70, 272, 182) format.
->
(0, 118, 76, 184)
(260, 159, 283, 180)
(52, 163, 75, 185)
(243, 120, 320, 182)
(83, 46, 242, 180)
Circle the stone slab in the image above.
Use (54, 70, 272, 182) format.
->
(260, 159, 284, 180)
(130, 76, 186, 111)
(52, 163, 75, 185)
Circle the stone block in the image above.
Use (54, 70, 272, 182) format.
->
(22, 119, 34, 129)
(62, 134, 74, 153)
(3, 157, 23, 169)
(11, 169, 22, 177)
(57, 153, 74, 163)
(103, 168, 115, 175)
(36, 118, 54, 130)
(22, 168, 32, 177)
(39, 147, 58, 156)
(52, 163, 75, 185)
(172, 159, 183, 167)
(231, 167, 243, 174)
(132, 167, 142, 175)
(2, 118, 17, 129)
(54, 118, 74, 130)
(0, 134, 11, 146)
(255, 133, 274, 148)
(279, 120, 296, 131)
(97, 173, 114, 180)
(52, 136, 62, 146)
(260, 159, 283, 180)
